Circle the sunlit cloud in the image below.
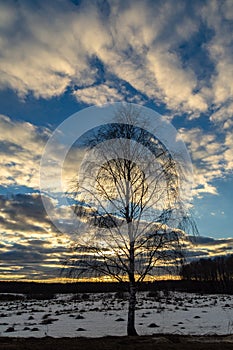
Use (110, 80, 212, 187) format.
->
(0, 0, 231, 116)
(0, 115, 50, 189)
(73, 83, 124, 105)
(178, 127, 228, 196)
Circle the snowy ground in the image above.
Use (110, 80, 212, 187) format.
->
(0, 291, 233, 338)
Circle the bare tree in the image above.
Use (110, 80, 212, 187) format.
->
(64, 104, 197, 336)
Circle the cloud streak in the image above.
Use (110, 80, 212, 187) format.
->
(0, 193, 73, 280)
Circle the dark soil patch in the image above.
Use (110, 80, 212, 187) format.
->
(0, 335, 233, 350)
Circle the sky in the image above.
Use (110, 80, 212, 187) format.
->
(0, 0, 233, 281)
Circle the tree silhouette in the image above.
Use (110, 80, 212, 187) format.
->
(65, 104, 197, 335)
(180, 254, 233, 288)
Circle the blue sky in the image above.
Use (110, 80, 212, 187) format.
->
(0, 0, 232, 280)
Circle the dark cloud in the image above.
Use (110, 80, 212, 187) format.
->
(184, 250, 209, 258)
(0, 193, 55, 233)
(0, 193, 72, 279)
(0, 192, 232, 280)
(188, 235, 233, 247)
(0, 250, 44, 263)
(188, 236, 216, 244)
(184, 235, 233, 260)
(0, 240, 70, 280)
(0, 140, 24, 155)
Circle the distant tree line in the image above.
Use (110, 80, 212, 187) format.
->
(180, 255, 233, 284)
(0, 278, 233, 295)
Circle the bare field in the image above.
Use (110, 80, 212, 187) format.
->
(1, 335, 233, 350)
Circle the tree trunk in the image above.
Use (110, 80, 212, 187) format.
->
(127, 280, 138, 336)
(127, 241, 138, 336)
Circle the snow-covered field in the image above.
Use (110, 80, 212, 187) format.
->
(0, 291, 233, 338)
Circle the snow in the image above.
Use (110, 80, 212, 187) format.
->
(0, 291, 233, 337)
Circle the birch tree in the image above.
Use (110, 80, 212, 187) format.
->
(65, 105, 197, 336)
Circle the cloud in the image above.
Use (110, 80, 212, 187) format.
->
(0, 1, 233, 279)
(202, 1, 233, 104)
(0, 0, 231, 116)
(184, 236, 233, 260)
(201, 0, 233, 126)
(0, 193, 52, 233)
(224, 131, 233, 171)
(0, 193, 73, 280)
(0, 114, 50, 189)
(0, 114, 82, 193)
(178, 127, 227, 195)
(0, 192, 232, 280)
(146, 49, 208, 113)
(73, 83, 124, 105)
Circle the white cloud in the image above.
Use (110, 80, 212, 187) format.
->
(224, 131, 233, 171)
(0, 115, 50, 189)
(73, 84, 123, 105)
(0, 0, 232, 197)
(178, 127, 227, 196)
(201, 0, 233, 115)
(146, 49, 207, 113)
(0, 114, 87, 196)
(210, 102, 233, 126)
(0, 0, 231, 115)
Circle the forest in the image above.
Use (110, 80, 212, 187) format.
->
(180, 254, 233, 284)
